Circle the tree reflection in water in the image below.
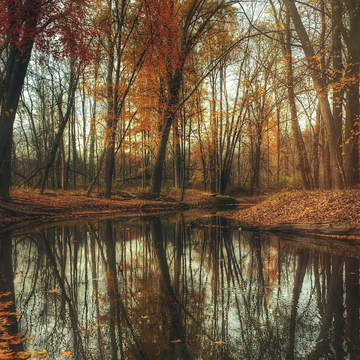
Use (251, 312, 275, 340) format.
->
(1, 216, 360, 359)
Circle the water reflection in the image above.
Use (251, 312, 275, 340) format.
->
(1, 216, 360, 359)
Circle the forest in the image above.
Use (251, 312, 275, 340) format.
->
(0, 0, 359, 200)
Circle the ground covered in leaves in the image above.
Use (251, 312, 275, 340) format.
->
(0, 188, 238, 233)
(230, 189, 360, 226)
(2, 188, 360, 235)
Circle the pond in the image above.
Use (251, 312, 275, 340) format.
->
(0, 215, 359, 359)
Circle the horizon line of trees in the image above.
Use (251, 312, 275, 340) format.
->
(1, 0, 359, 200)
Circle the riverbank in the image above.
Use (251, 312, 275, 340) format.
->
(230, 189, 360, 226)
(0, 188, 242, 232)
(2, 188, 360, 236)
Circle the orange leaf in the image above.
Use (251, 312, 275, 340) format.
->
(170, 339, 181, 343)
(0, 335, 14, 340)
(46, 289, 57, 293)
(0, 349, 15, 359)
(9, 339, 20, 344)
(60, 351, 72, 356)
(16, 352, 31, 359)
(9, 313, 22, 317)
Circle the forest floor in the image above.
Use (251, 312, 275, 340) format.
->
(228, 189, 360, 241)
(229, 189, 360, 225)
(0, 188, 244, 233)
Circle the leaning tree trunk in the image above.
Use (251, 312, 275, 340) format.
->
(284, 0, 344, 189)
(40, 70, 78, 194)
(284, 10, 313, 189)
(150, 68, 183, 196)
(269, 1, 313, 190)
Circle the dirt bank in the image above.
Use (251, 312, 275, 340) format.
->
(230, 190, 360, 226)
(0, 189, 237, 233)
(227, 190, 360, 242)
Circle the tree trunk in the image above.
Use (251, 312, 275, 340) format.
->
(40, 69, 78, 194)
(104, 143, 115, 198)
(313, 104, 321, 189)
(284, 0, 344, 189)
(284, 10, 313, 189)
(60, 134, 67, 190)
(173, 121, 182, 188)
(150, 68, 183, 196)
(0, 141, 12, 199)
(0, 44, 34, 191)
(342, 0, 360, 186)
(331, 0, 346, 187)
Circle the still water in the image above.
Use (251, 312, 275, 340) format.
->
(1, 215, 359, 359)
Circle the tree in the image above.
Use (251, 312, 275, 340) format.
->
(94, 0, 147, 199)
(270, 2, 314, 190)
(341, 0, 360, 186)
(147, 0, 236, 196)
(283, 0, 345, 189)
(0, 0, 91, 198)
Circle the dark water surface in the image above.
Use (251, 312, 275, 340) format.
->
(1, 215, 360, 359)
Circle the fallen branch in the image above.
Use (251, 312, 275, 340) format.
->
(0, 202, 50, 216)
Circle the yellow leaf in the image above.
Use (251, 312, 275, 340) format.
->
(213, 341, 223, 345)
(21, 337, 35, 342)
(141, 315, 148, 319)
(33, 349, 47, 358)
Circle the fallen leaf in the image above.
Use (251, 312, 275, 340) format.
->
(60, 351, 72, 356)
(16, 352, 31, 359)
(0, 335, 14, 340)
(0, 349, 15, 359)
(33, 349, 47, 358)
(9, 339, 20, 344)
(21, 337, 35, 342)
(141, 315, 148, 319)
(46, 289, 57, 293)
(213, 341, 223, 345)
(170, 339, 181, 343)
